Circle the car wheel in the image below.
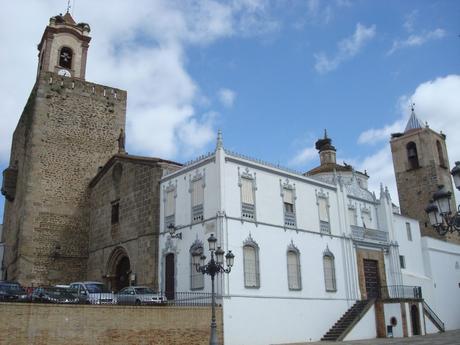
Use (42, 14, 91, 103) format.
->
(135, 299, 141, 306)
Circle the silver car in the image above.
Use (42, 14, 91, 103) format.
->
(117, 286, 166, 305)
(69, 281, 117, 305)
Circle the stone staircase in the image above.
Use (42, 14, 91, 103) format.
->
(321, 300, 373, 341)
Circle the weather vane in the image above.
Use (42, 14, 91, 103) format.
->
(66, 0, 71, 14)
(410, 101, 415, 112)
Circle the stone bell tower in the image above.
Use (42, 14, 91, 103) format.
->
(1, 12, 126, 285)
(390, 107, 458, 243)
(36, 12, 91, 79)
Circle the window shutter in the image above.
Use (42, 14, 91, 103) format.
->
(244, 246, 257, 287)
(192, 179, 204, 207)
(241, 178, 254, 205)
(283, 189, 294, 204)
(165, 190, 175, 217)
(323, 256, 336, 291)
(190, 249, 204, 289)
(348, 208, 356, 226)
(287, 251, 300, 290)
(319, 198, 328, 222)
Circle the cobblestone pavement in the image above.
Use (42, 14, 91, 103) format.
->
(276, 330, 460, 345)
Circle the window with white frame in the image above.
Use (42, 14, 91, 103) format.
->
(399, 255, 406, 269)
(282, 182, 296, 227)
(287, 243, 301, 290)
(164, 187, 176, 230)
(348, 206, 357, 226)
(406, 222, 412, 241)
(243, 236, 260, 288)
(241, 176, 255, 220)
(191, 176, 204, 223)
(317, 190, 330, 234)
(323, 248, 336, 292)
(190, 240, 204, 290)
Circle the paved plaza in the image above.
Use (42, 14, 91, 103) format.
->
(277, 330, 460, 345)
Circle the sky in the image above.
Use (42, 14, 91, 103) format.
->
(0, 0, 459, 223)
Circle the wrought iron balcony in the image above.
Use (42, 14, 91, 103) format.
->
(284, 211, 296, 227)
(351, 225, 388, 242)
(379, 285, 422, 300)
(320, 221, 331, 234)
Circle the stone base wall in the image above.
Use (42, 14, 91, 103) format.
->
(0, 303, 222, 345)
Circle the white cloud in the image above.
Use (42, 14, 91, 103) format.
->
(387, 28, 446, 55)
(357, 75, 460, 204)
(289, 147, 317, 166)
(218, 88, 237, 108)
(314, 23, 376, 73)
(0, 0, 279, 163)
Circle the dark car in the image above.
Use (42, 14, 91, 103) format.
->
(117, 286, 166, 305)
(31, 286, 81, 304)
(0, 281, 30, 302)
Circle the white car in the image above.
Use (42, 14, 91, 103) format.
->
(69, 281, 117, 304)
(117, 286, 166, 305)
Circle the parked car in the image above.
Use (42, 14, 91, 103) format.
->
(117, 286, 166, 305)
(0, 281, 30, 302)
(31, 287, 81, 304)
(69, 281, 116, 304)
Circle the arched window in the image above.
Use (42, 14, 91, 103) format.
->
(190, 240, 204, 290)
(287, 243, 301, 290)
(323, 248, 336, 292)
(436, 141, 445, 167)
(59, 47, 73, 69)
(406, 142, 419, 169)
(243, 235, 260, 288)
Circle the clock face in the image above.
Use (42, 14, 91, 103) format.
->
(58, 69, 71, 77)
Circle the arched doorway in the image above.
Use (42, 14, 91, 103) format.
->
(410, 304, 421, 335)
(165, 253, 175, 300)
(106, 246, 131, 292)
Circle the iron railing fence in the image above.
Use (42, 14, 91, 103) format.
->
(0, 286, 215, 307)
(380, 285, 422, 300)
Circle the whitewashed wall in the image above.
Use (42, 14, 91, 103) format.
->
(343, 305, 376, 341)
(422, 237, 460, 330)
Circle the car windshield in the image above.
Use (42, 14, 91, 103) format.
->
(0, 283, 25, 294)
(85, 284, 109, 293)
(43, 287, 74, 297)
(134, 287, 156, 294)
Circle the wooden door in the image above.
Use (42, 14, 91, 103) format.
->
(363, 259, 380, 299)
(165, 253, 175, 300)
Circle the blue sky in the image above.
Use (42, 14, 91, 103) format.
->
(1, 0, 460, 223)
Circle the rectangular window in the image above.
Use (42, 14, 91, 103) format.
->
(287, 251, 301, 290)
(111, 200, 120, 225)
(244, 246, 259, 288)
(323, 256, 336, 292)
(348, 208, 357, 226)
(191, 262, 204, 290)
(406, 222, 412, 241)
(191, 179, 204, 223)
(164, 190, 175, 230)
(241, 178, 255, 220)
(283, 189, 296, 227)
(399, 255, 406, 269)
(319, 198, 329, 222)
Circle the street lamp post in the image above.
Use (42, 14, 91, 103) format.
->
(192, 234, 234, 345)
(425, 162, 460, 235)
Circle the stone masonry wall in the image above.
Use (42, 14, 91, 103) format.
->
(2, 71, 127, 285)
(0, 303, 223, 345)
(87, 156, 180, 289)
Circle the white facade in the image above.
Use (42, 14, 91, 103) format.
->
(158, 136, 459, 344)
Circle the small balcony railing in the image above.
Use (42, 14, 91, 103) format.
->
(379, 285, 422, 300)
(351, 225, 388, 242)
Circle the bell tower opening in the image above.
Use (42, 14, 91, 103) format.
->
(36, 12, 91, 80)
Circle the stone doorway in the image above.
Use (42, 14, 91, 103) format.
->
(356, 248, 388, 300)
(165, 253, 175, 300)
(106, 246, 131, 292)
(410, 304, 421, 335)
